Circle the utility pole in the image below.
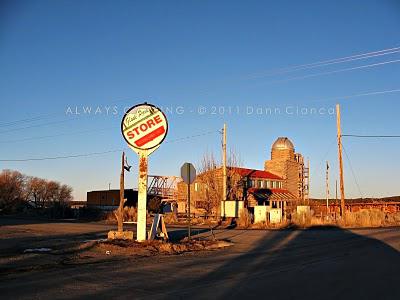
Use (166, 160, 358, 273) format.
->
(336, 104, 346, 218)
(187, 170, 191, 240)
(326, 161, 330, 217)
(307, 158, 310, 205)
(222, 123, 227, 219)
(117, 152, 125, 232)
(335, 180, 338, 202)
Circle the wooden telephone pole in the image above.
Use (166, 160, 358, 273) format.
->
(326, 161, 330, 216)
(222, 123, 227, 219)
(117, 152, 125, 232)
(336, 104, 346, 217)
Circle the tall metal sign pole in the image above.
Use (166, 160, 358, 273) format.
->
(181, 162, 196, 240)
(336, 104, 345, 218)
(121, 103, 168, 241)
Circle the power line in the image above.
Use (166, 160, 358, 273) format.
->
(343, 134, 400, 138)
(0, 116, 82, 135)
(309, 88, 400, 103)
(0, 113, 57, 128)
(0, 97, 139, 129)
(0, 126, 118, 144)
(342, 144, 364, 199)
(164, 130, 218, 144)
(0, 149, 126, 162)
(2, 46, 399, 130)
(0, 130, 218, 162)
(248, 46, 400, 79)
(263, 58, 400, 85)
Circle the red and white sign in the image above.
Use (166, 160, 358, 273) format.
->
(121, 103, 168, 151)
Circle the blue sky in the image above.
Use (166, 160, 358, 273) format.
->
(0, 0, 399, 200)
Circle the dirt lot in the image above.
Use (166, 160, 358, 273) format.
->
(1, 217, 400, 299)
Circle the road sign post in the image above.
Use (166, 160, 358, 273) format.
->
(181, 162, 196, 240)
(121, 103, 168, 242)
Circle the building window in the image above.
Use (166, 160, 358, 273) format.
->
(194, 182, 198, 191)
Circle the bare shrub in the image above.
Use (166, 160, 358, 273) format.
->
(163, 213, 178, 224)
(237, 209, 252, 228)
(148, 197, 161, 213)
(385, 212, 400, 225)
(341, 209, 386, 227)
(292, 212, 312, 228)
(105, 210, 116, 223)
(123, 206, 137, 222)
(106, 207, 137, 223)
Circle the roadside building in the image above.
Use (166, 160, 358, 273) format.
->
(177, 166, 296, 219)
(86, 189, 138, 210)
(177, 137, 306, 222)
(264, 137, 309, 201)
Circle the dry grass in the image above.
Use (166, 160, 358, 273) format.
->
(290, 209, 400, 228)
(89, 239, 233, 257)
(237, 209, 252, 228)
(340, 209, 400, 228)
(251, 220, 290, 229)
(105, 207, 137, 223)
(163, 213, 178, 224)
(291, 211, 313, 228)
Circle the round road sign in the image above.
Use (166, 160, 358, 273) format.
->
(121, 103, 168, 151)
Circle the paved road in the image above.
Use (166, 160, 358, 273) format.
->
(1, 219, 399, 299)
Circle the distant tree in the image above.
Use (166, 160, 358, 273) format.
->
(0, 170, 27, 212)
(59, 184, 73, 204)
(27, 177, 73, 209)
(0, 169, 73, 216)
(45, 180, 61, 204)
(27, 177, 47, 208)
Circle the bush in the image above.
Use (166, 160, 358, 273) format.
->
(163, 213, 178, 224)
(342, 209, 387, 227)
(148, 197, 161, 213)
(105, 206, 137, 223)
(123, 206, 137, 222)
(292, 211, 312, 228)
(78, 206, 104, 220)
(237, 209, 252, 228)
(385, 212, 400, 225)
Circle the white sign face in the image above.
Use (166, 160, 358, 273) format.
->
(121, 103, 168, 151)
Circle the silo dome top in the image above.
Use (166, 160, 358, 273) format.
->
(272, 137, 294, 151)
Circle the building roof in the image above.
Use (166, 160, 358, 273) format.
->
(248, 188, 296, 201)
(272, 137, 294, 151)
(229, 167, 283, 180)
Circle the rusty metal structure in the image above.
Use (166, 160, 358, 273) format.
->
(147, 175, 181, 202)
